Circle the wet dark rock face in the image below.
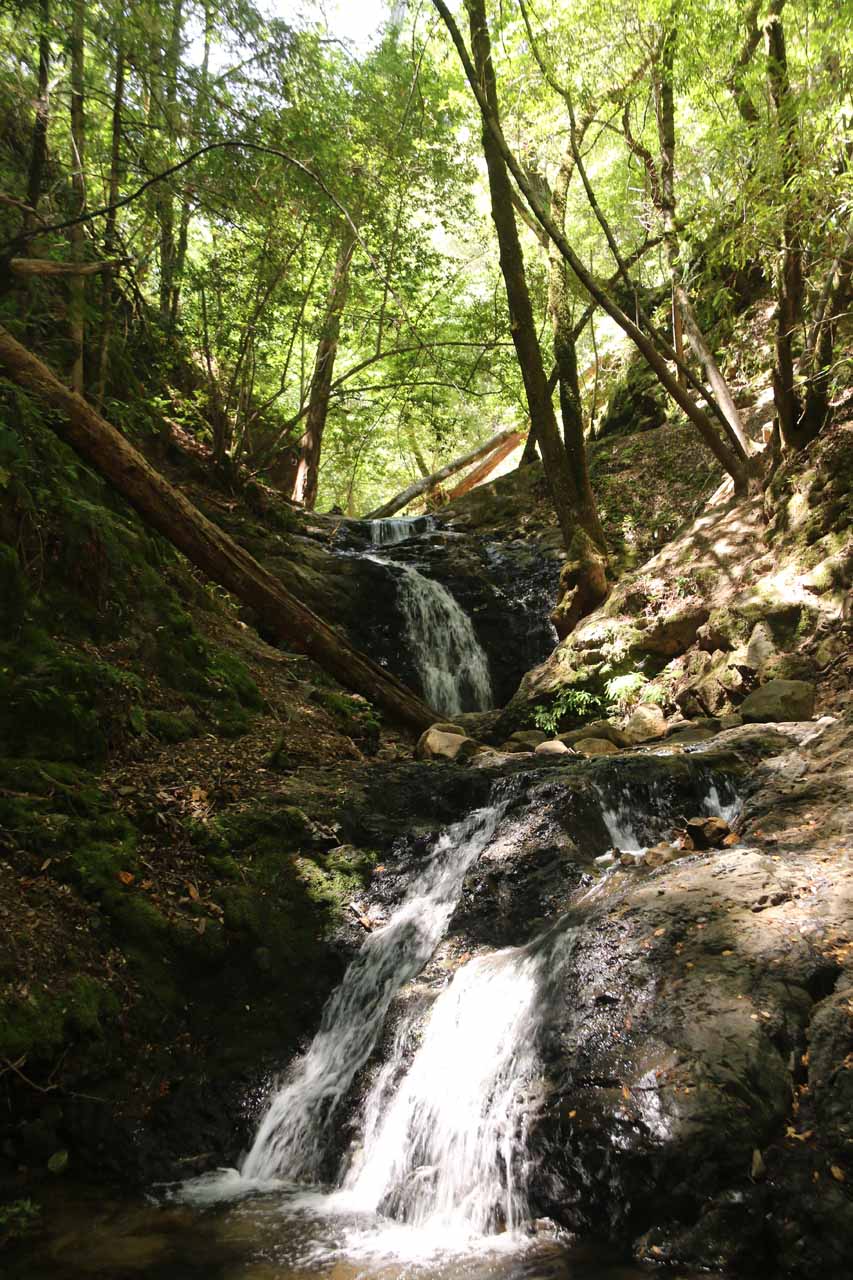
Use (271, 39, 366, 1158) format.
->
(310, 519, 562, 709)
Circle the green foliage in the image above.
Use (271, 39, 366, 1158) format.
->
(603, 672, 649, 712)
(532, 688, 604, 735)
(0, 1199, 41, 1241)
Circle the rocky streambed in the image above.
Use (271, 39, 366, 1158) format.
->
(7, 713, 851, 1280)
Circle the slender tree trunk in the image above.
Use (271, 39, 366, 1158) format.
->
(548, 148, 606, 546)
(170, 0, 211, 328)
(25, 0, 50, 230)
(766, 8, 805, 451)
(157, 0, 184, 324)
(465, 0, 607, 634)
(95, 30, 125, 408)
(652, 23, 752, 460)
(0, 325, 437, 733)
(291, 224, 356, 509)
(68, 0, 86, 394)
(432, 0, 749, 493)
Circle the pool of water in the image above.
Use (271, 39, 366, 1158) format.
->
(4, 1183, 713, 1280)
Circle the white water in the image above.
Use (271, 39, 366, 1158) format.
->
(395, 563, 493, 716)
(597, 774, 740, 853)
(241, 803, 505, 1183)
(370, 516, 432, 545)
(339, 945, 544, 1239)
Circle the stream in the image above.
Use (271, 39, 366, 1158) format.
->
(4, 520, 755, 1279)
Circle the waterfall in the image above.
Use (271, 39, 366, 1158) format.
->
(395, 563, 493, 715)
(339, 944, 549, 1239)
(369, 516, 432, 545)
(241, 802, 506, 1183)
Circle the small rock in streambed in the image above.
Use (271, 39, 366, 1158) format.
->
(642, 841, 681, 868)
(575, 737, 621, 757)
(681, 816, 733, 850)
(415, 728, 482, 762)
(509, 729, 549, 748)
(595, 850, 618, 867)
(619, 851, 643, 867)
(534, 738, 571, 755)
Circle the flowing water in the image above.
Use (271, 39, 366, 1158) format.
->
(394, 563, 493, 715)
(369, 516, 434, 545)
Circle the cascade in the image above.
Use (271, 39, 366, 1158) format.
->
(369, 516, 433, 545)
(394, 562, 493, 715)
(339, 939, 562, 1239)
(241, 802, 506, 1182)
(596, 770, 740, 853)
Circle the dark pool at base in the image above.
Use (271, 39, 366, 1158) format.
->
(2, 1185, 723, 1280)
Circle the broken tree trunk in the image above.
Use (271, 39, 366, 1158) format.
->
(442, 429, 523, 501)
(0, 325, 438, 733)
(365, 426, 519, 519)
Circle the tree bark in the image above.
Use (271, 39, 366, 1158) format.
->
(291, 223, 356, 509)
(25, 0, 51, 229)
(95, 28, 125, 408)
(0, 325, 437, 733)
(365, 426, 520, 518)
(465, 0, 607, 634)
(547, 147, 606, 546)
(68, 0, 86, 394)
(157, 0, 184, 324)
(766, 8, 805, 451)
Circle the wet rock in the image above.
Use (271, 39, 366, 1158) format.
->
(575, 737, 621, 757)
(682, 815, 732, 849)
(511, 729, 549, 748)
(739, 679, 816, 723)
(559, 720, 630, 748)
(666, 726, 716, 746)
(642, 841, 681, 867)
(428, 721, 466, 735)
(535, 739, 571, 756)
(623, 703, 668, 744)
(619, 851, 643, 867)
(415, 728, 482, 763)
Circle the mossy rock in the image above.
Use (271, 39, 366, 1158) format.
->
(146, 708, 201, 743)
(0, 976, 119, 1064)
(311, 688, 381, 754)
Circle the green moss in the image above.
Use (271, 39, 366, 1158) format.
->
(146, 708, 200, 742)
(0, 541, 28, 632)
(0, 976, 118, 1062)
(313, 689, 381, 753)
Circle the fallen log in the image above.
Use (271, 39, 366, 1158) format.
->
(364, 426, 519, 519)
(9, 257, 123, 277)
(0, 324, 438, 733)
(441, 429, 523, 502)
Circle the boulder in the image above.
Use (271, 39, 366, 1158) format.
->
(739, 679, 816, 724)
(639, 605, 710, 658)
(575, 737, 621, 757)
(682, 816, 733, 849)
(497, 740, 535, 754)
(534, 739, 571, 756)
(623, 703, 668, 744)
(415, 728, 481, 763)
(643, 841, 681, 868)
(427, 721, 466, 736)
(665, 727, 716, 746)
(559, 720, 630, 748)
(510, 729, 549, 747)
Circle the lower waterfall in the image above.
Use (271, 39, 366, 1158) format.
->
(241, 802, 506, 1183)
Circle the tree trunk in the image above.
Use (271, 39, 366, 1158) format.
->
(291, 224, 356, 509)
(95, 29, 125, 408)
(170, 0, 211, 328)
(365, 427, 520, 518)
(466, 0, 607, 633)
(432, 0, 750, 494)
(653, 23, 752, 461)
(0, 325, 437, 733)
(548, 147, 606, 546)
(25, 0, 50, 229)
(766, 8, 805, 451)
(157, 0, 184, 324)
(68, 0, 86, 394)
